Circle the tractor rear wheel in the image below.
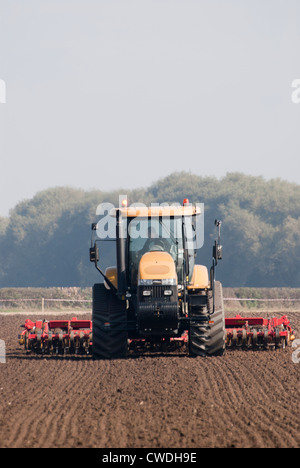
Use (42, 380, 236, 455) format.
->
(92, 283, 128, 359)
(189, 281, 225, 357)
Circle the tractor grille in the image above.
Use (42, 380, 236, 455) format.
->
(145, 285, 168, 298)
(139, 285, 177, 301)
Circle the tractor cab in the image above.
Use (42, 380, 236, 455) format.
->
(127, 213, 196, 290)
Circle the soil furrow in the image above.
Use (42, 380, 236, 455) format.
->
(0, 314, 299, 448)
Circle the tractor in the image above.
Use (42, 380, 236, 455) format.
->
(89, 199, 225, 358)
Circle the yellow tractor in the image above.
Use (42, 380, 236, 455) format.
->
(89, 199, 225, 358)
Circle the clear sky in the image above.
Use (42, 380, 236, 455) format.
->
(0, 0, 299, 216)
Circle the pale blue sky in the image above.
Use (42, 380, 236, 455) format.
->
(0, 0, 299, 216)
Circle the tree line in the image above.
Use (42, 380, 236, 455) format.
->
(0, 171, 300, 288)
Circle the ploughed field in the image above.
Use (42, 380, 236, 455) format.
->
(0, 311, 299, 448)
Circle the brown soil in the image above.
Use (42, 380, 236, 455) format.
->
(0, 311, 299, 448)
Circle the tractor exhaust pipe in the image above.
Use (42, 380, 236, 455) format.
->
(116, 209, 126, 298)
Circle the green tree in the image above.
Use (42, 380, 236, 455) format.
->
(0, 172, 300, 287)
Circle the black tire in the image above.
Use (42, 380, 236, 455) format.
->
(92, 283, 128, 359)
(189, 281, 225, 357)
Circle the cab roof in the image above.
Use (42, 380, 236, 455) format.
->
(113, 204, 201, 218)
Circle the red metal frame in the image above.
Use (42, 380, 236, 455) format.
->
(224, 314, 293, 348)
(19, 314, 294, 353)
(19, 317, 92, 354)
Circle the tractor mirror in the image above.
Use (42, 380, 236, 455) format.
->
(213, 241, 222, 262)
(89, 245, 99, 263)
(212, 219, 222, 263)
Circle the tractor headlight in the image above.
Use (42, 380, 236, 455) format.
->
(142, 290, 152, 296)
(164, 289, 173, 296)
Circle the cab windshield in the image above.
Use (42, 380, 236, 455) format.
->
(128, 216, 195, 286)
